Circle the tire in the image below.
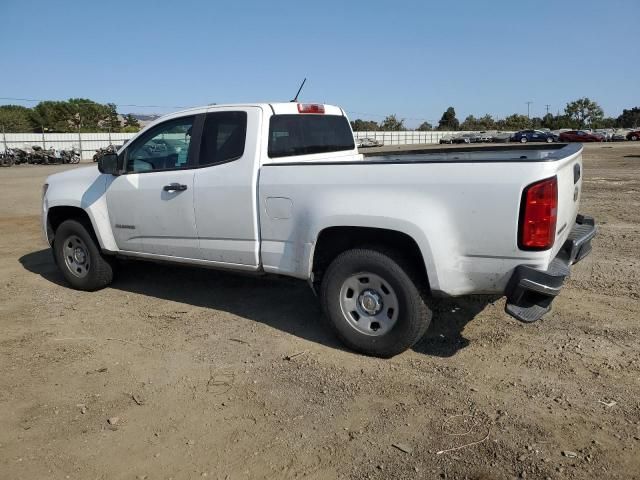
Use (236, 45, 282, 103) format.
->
(632, 135, 638, 141)
(53, 219, 114, 291)
(546, 137, 553, 143)
(320, 248, 432, 358)
(520, 137, 528, 143)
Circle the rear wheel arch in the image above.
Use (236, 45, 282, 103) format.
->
(311, 226, 430, 293)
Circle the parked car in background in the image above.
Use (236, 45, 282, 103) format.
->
(356, 137, 384, 148)
(511, 130, 555, 143)
(452, 133, 474, 144)
(594, 129, 613, 141)
(491, 132, 512, 143)
(611, 130, 628, 141)
(626, 130, 640, 141)
(439, 135, 455, 144)
(559, 130, 604, 143)
(475, 132, 493, 143)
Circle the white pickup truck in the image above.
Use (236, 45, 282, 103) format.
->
(42, 102, 596, 357)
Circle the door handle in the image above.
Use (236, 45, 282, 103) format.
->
(163, 183, 188, 192)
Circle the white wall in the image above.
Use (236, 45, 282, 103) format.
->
(2, 130, 496, 161)
(1, 132, 136, 160)
(352, 130, 486, 145)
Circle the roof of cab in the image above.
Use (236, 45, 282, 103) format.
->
(139, 103, 346, 134)
(166, 102, 345, 118)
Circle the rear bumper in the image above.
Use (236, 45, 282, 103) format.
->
(505, 214, 596, 323)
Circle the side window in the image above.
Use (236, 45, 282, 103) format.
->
(198, 111, 247, 166)
(125, 116, 195, 173)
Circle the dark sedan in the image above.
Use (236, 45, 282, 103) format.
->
(511, 130, 555, 143)
(559, 130, 604, 142)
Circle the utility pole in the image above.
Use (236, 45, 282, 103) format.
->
(525, 101, 533, 119)
(545, 104, 551, 115)
(77, 113, 83, 161)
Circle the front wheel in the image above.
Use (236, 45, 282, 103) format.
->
(546, 137, 553, 143)
(320, 248, 432, 358)
(631, 135, 638, 141)
(520, 137, 528, 143)
(53, 219, 114, 291)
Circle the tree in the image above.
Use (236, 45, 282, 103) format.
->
(530, 117, 544, 129)
(0, 105, 33, 132)
(437, 107, 459, 131)
(380, 114, 405, 131)
(541, 113, 556, 129)
(100, 103, 121, 132)
(497, 114, 531, 131)
(460, 114, 496, 131)
(591, 117, 616, 129)
(30, 100, 74, 132)
(564, 97, 604, 128)
(616, 107, 640, 128)
(350, 119, 379, 131)
(416, 121, 433, 131)
(123, 113, 141, 131)
(28, 98, 123, 132)
(460, 115, 478, 131)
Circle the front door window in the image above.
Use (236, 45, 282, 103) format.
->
(126, 117, 195, 172)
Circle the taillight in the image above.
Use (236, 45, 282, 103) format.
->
(297, 103, 325, 114)
(519, 176, 558, 250)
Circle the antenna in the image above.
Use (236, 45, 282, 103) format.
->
(291, 78, 307, 102)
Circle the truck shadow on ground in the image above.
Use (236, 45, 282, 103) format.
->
(19, 249, 496, 358)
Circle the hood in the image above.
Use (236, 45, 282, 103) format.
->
(46, 165, 108, 210)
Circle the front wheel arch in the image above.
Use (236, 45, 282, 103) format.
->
(47, 206, 98, 246)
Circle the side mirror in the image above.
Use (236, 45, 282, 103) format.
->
(98, 153, 119, 175)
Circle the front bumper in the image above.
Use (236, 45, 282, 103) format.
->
(505, 214, 597, 323)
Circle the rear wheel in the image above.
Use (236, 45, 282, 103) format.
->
(632, 135, 638, 141)
(53, 219, 114, 291)
(320, 248, 432, 358)
(546, 136, 553, 143)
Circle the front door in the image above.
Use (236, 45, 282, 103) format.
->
(106, 114, 201, 258)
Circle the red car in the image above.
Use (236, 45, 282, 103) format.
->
(558, 130, 604, 142)
(626, 130, 640, 141)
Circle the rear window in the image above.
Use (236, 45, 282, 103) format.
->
(268, 114, 355, 158)
(199, 111, 247, 166)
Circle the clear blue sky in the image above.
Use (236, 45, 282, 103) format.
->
(1, 0, 638, 127)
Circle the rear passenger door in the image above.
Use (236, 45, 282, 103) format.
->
(193, 107, 261, 269)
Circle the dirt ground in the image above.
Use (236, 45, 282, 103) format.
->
(1, 143, 639, 480)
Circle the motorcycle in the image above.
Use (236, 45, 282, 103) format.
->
(60, 147, 81, 164)
(0, 149, 16, 167)
(11, 147, 30, 165)
(30, 145, 58, 164)
(93, 144, 118, 162)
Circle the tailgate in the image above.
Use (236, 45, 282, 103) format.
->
(551, 148, 583, 256)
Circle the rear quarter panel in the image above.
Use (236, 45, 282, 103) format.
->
(258, 148, 583, 296)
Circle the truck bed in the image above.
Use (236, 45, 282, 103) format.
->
(260, 142, 583, 296)
(361, 143, 580, 164)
